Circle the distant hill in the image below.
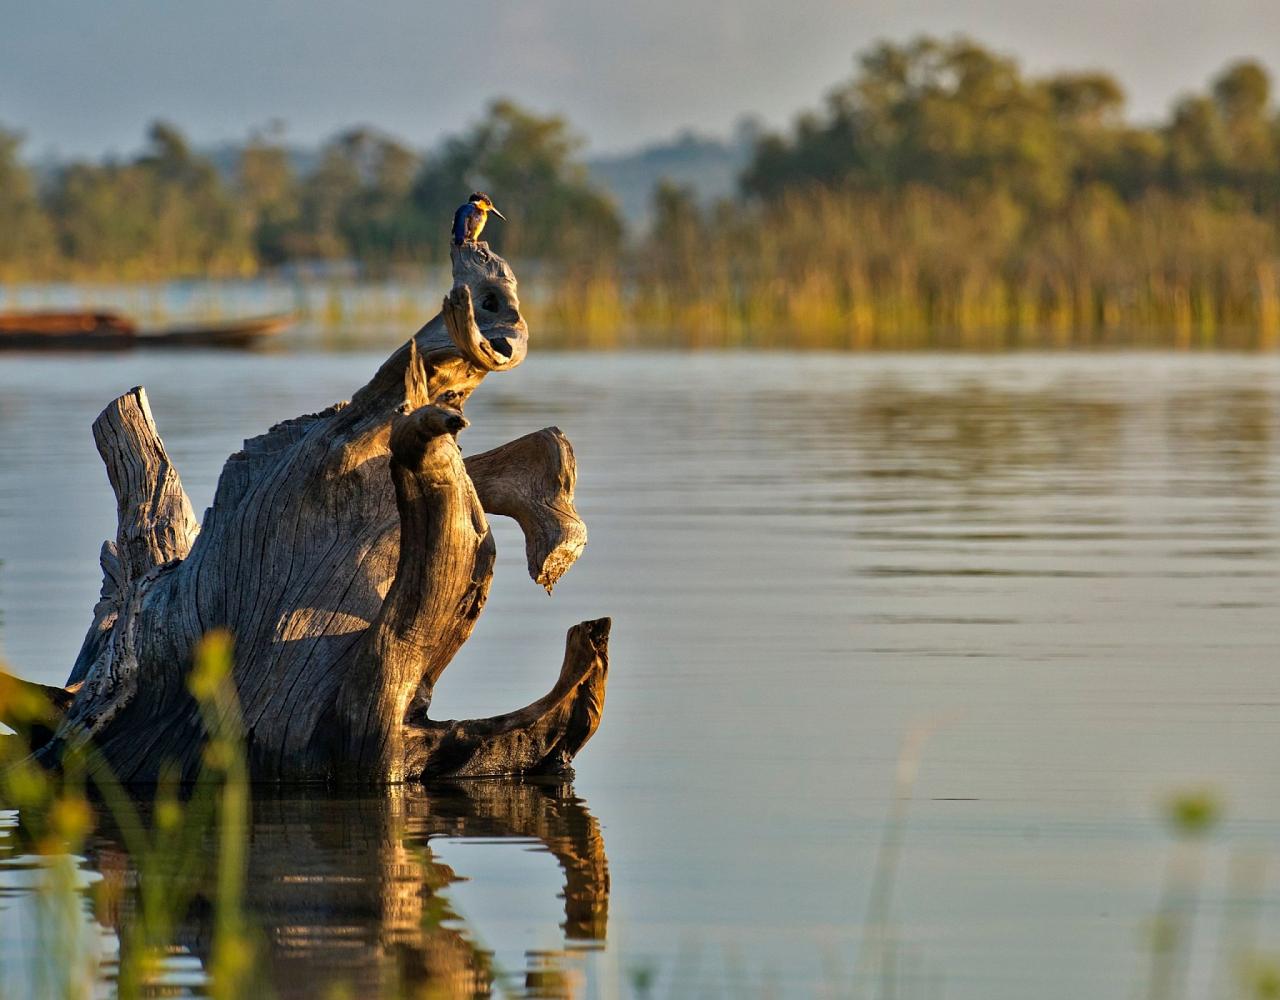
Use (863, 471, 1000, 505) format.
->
(584, 121, 759, 231)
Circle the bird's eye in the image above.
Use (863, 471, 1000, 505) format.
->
(480, 293, 500, 313)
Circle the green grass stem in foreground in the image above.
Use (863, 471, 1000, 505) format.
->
(0, 632, 257, 1000)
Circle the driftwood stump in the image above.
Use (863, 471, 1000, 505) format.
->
(5, 244, 610, 784)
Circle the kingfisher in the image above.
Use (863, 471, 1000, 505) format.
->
(452, 191, 506, 246)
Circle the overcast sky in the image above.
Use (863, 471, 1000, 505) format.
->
(4, 0, 1280, 159)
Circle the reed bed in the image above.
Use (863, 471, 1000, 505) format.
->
(5, 186, 1280, 351)
(600, 186, 1280, 351)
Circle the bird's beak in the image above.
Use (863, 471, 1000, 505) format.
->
(489, 206, 507, 221)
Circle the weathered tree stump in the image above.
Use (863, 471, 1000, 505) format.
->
(5, 244, 610, 784)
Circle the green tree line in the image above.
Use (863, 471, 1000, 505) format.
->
(5, 36, 1280, 345)
(0, 100, 622, 280)
(647, 36, 1280, 346)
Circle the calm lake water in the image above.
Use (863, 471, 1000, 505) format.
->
(2, 347, 1280, 998)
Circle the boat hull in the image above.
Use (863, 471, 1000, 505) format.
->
(0, 312, 136, 350)
(0, 312, 292, 350)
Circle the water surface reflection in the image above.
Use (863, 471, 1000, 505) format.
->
(5, 781, 608, 999)
(3, 352, 1280, 998)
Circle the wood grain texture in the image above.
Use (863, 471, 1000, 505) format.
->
(19, 243, 609, 785)
(92, 386, 200, 582)
(67, 389, 198, 689)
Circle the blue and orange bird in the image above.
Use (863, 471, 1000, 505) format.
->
(451, 191, 506, 246)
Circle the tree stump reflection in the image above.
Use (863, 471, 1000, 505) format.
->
(86, 780, 609, 998)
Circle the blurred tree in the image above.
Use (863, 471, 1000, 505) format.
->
(137, 121, 250, 271)
(47, 121, 250, 276)
(1164, 95, 1229, 189)
(408, 100, 623, 262)
(237, 124, 300, 266)
(284, 127, 422, 266)
(651, 180, 702, 250)
(0, 125, 56, 276)
(1210, 60, 1277, 206)
(742, 37, 1075, 208)
(334, 128, 421, 265)
(291, 138, 362, 260)
(1043, 73, 1125, 126)
(46, 160, 150, 271)
(1213, 60, 1270, 122)
(645, 180, 702, 288)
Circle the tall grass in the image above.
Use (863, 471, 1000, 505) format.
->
(0, 633, 255, 1000)
(601, 186, 1280, 351)
(410, 186, 1280, 350)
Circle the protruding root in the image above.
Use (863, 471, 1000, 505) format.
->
(406, 617, 610, 779)
(466, 428, 588, 592)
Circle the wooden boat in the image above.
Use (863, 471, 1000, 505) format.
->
(0, 311, 137, 349)
(0, 310, 292, 350)
(138, 313, 294, 348)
